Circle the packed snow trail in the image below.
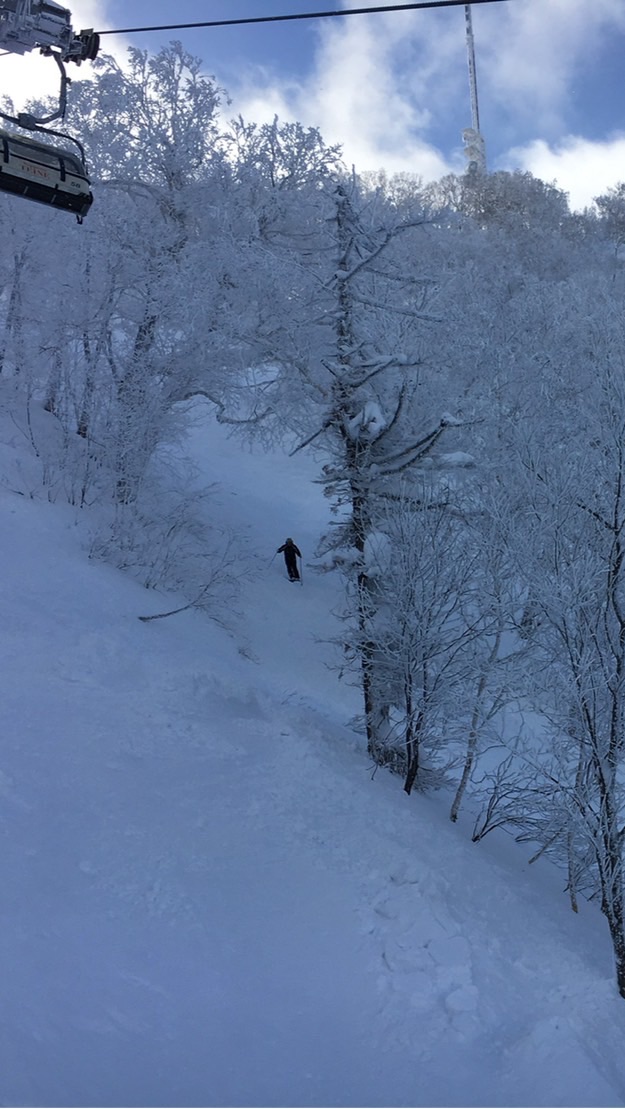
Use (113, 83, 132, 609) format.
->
(1, 402, 625, 1106)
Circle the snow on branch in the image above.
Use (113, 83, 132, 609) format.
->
(331, 218, 426, 288)
(184, 390, 271, 426)
(345, 401, 387, 441)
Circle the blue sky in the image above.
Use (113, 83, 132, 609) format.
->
(2, 0, 625, 209)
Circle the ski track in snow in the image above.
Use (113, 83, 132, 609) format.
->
(1, 399, 625, 1106)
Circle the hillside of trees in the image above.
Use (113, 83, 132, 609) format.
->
(5, 42, 625, 998)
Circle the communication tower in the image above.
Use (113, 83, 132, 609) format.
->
(462, 4, 486, 174)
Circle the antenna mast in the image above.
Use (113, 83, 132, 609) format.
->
(462, 3, 486, 173)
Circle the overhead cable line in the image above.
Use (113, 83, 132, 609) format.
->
(96, 0, 510, 38)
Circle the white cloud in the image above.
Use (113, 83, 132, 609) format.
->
(226, 0, 625, 196)
(334, 0, 625, 141)
(227, 6, 460, 182)
(504, 134, 625, 211)
(476, 0, 625, 136)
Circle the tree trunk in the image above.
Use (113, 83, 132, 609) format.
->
(604, 879, 625, 999)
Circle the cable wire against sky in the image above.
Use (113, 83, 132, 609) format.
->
(96, 0, 511, 38)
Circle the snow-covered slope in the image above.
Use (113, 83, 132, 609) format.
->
(1, 401, 625, 1108)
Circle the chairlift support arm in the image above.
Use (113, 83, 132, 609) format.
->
(0, 0, 98, 64)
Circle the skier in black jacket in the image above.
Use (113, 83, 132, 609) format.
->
(277, 537, 302, 581)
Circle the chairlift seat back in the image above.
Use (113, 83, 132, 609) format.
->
(0, 128, 93, 217)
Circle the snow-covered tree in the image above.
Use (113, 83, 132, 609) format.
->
(221, 174, 474, 762)
(500, 280, 625, 997)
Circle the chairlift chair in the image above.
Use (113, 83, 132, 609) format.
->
(0, 0, 98, 219)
